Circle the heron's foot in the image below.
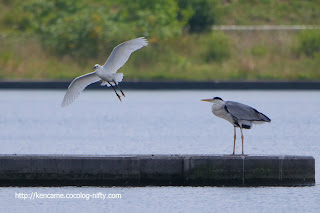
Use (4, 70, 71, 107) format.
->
(117, 94, 122, 102)
(121, 91, 126, 97)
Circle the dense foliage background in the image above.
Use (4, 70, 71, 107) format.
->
(1, 0, 320, 80)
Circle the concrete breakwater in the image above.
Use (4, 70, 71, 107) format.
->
(0, 154, 315, 187)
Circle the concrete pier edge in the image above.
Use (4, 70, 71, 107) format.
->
(0, 154, 315, 187)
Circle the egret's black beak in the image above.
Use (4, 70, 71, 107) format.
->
(92, 67, 96, 69)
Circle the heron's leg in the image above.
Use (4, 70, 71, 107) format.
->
(108, 82, 122, 102)
(114, 81, 125, 97)
(233, 127, 236, 155)
(240, 127, 244, 155)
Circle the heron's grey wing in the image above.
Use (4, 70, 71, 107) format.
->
(61, 72, 100, 107)
(103, 37, 148, 73)
(225, 101, 270, 122)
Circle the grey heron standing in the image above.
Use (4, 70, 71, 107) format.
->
(61, 37, 148, 107)
(201, 97, 271, 155)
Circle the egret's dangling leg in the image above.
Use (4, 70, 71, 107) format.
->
(233, 126, 236, 155)
(108, 82, 122, 102)
(114, 81, 125, 97)
(240, 127, 244, 155)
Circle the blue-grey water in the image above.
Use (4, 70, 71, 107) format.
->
(0, 90, 319, 212)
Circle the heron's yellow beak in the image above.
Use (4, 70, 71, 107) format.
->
(201, 99, 212, 102)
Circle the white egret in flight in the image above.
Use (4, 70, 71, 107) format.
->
(61, 37, 148, 107)
(201, 97, 271, 155)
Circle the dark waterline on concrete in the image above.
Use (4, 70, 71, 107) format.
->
(1, 81, 320, 90)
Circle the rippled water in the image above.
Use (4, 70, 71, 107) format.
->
(0, 90, 319, 212)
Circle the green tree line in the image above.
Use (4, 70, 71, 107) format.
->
(3, 0, 220, 57)
(1, 0, 320, 80)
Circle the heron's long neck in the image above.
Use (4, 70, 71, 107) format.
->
(211, 103, 224, 114)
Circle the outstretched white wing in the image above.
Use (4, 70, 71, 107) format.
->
(103, 37, 148, 73)
(61, 72, 100, 107)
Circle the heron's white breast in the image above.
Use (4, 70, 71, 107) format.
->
(211, 104, 234, 125)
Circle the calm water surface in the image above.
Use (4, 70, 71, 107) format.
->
(0, 90, 319, 212)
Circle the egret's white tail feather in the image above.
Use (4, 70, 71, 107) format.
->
(113, 73, 123, 84)
(101, 81, 114, 87)
(101, 81, 109, 86)
(100, 73, 123, 87)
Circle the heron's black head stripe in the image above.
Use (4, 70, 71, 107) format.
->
(213, 97, 223, 101)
